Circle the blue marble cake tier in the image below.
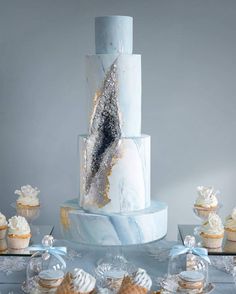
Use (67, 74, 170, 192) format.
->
(79, 135, 150, 213)
(60, 199, 168, 246)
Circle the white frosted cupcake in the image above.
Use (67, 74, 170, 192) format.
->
(200, 213, 224, 248)
(56, 268, 96, 294)
(0, 212, 8, 239)
(194, 186, 219, 219)
(7, 216, 31, 249)
(225, 207, 236, 241)
(15, 185, 40, 220)
(118, 268, 152, 294)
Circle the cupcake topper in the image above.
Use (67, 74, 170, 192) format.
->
(28, 235, 67, 268)
(170, 236, 211, 264)
(15, 185, 40, 198)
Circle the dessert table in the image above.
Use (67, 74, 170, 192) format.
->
(0, 239, 235, 293)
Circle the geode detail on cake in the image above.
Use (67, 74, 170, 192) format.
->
(84, 59, 121, 208)
(80, 135, 150, 213)
(86, 54, 141, 137)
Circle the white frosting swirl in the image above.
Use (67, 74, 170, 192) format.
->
(8, 216, 31, 235)
(0, 212, 7, 227)
(201, 213, 224, 235)
(72, 268, 96, 293)
(15, 185, 40, 206)
(195, 186, 218, 208)
(225, 207, 236, 230)
(131, 268, 152, 290)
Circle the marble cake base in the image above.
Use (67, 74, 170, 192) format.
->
(60, 199, 168, 246)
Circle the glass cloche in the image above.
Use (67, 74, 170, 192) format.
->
(168, 236, 210, 287)
(22, 235, 67, 293)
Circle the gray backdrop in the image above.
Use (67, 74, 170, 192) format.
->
(1, 0, 236, 240)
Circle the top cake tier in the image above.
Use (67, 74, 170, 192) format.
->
(95, 16, 133, 54)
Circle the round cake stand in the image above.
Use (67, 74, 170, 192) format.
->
(60, 198, 167, 291)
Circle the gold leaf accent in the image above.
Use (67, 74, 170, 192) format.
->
(60, 207, 75, 230)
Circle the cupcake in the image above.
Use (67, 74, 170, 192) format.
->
(15, 185, 40, 220)
(200, 213, 224, 248)
(38, 270, 64, 289)
(178, 271, 204, 293)
(225, 207, 236, 241)
(56, 268, 96, 294)
(7, 216, 31, 249)
(118, 268, 152, 294)
(194, 186, 219, 219)
(0, 212, 8, 239)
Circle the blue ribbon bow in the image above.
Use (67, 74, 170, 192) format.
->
(169, 244, 211, 264)
(28, 245, 67, 268)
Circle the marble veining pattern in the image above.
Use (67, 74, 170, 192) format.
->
(61, 199, 168, 246)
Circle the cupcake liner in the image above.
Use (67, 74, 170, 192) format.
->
(7, 235, 30, 249)
(225, 228, 236, 242)
(194, 205, 217, 219)
(200, 233, 223, 248)
(16, 204, 40, 220)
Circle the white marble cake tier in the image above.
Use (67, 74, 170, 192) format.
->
(86, 54, 141, 137)
(79, 134, 150, 213)
(60, 199, 168, 246)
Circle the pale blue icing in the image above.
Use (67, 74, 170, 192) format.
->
(39, 269, 64, 280)
(179, 271, 205, 282)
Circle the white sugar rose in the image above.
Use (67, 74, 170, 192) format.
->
(197, 186, 214, 199)
(195, 186, 218, 208)
(15, 185, 40, 198)
(8, 216, 30, 235)
(208, 213, 222, 228)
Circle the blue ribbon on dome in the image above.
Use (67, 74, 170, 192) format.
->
(169, 244, 211, 264)
(28, 245, 67, 268)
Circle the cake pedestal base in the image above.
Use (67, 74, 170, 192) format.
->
(60, 199, 168, 246)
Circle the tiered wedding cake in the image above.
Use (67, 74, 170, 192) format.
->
(60, 16, 168, 245)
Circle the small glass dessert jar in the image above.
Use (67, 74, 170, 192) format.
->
(167, 235, 210, 292)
